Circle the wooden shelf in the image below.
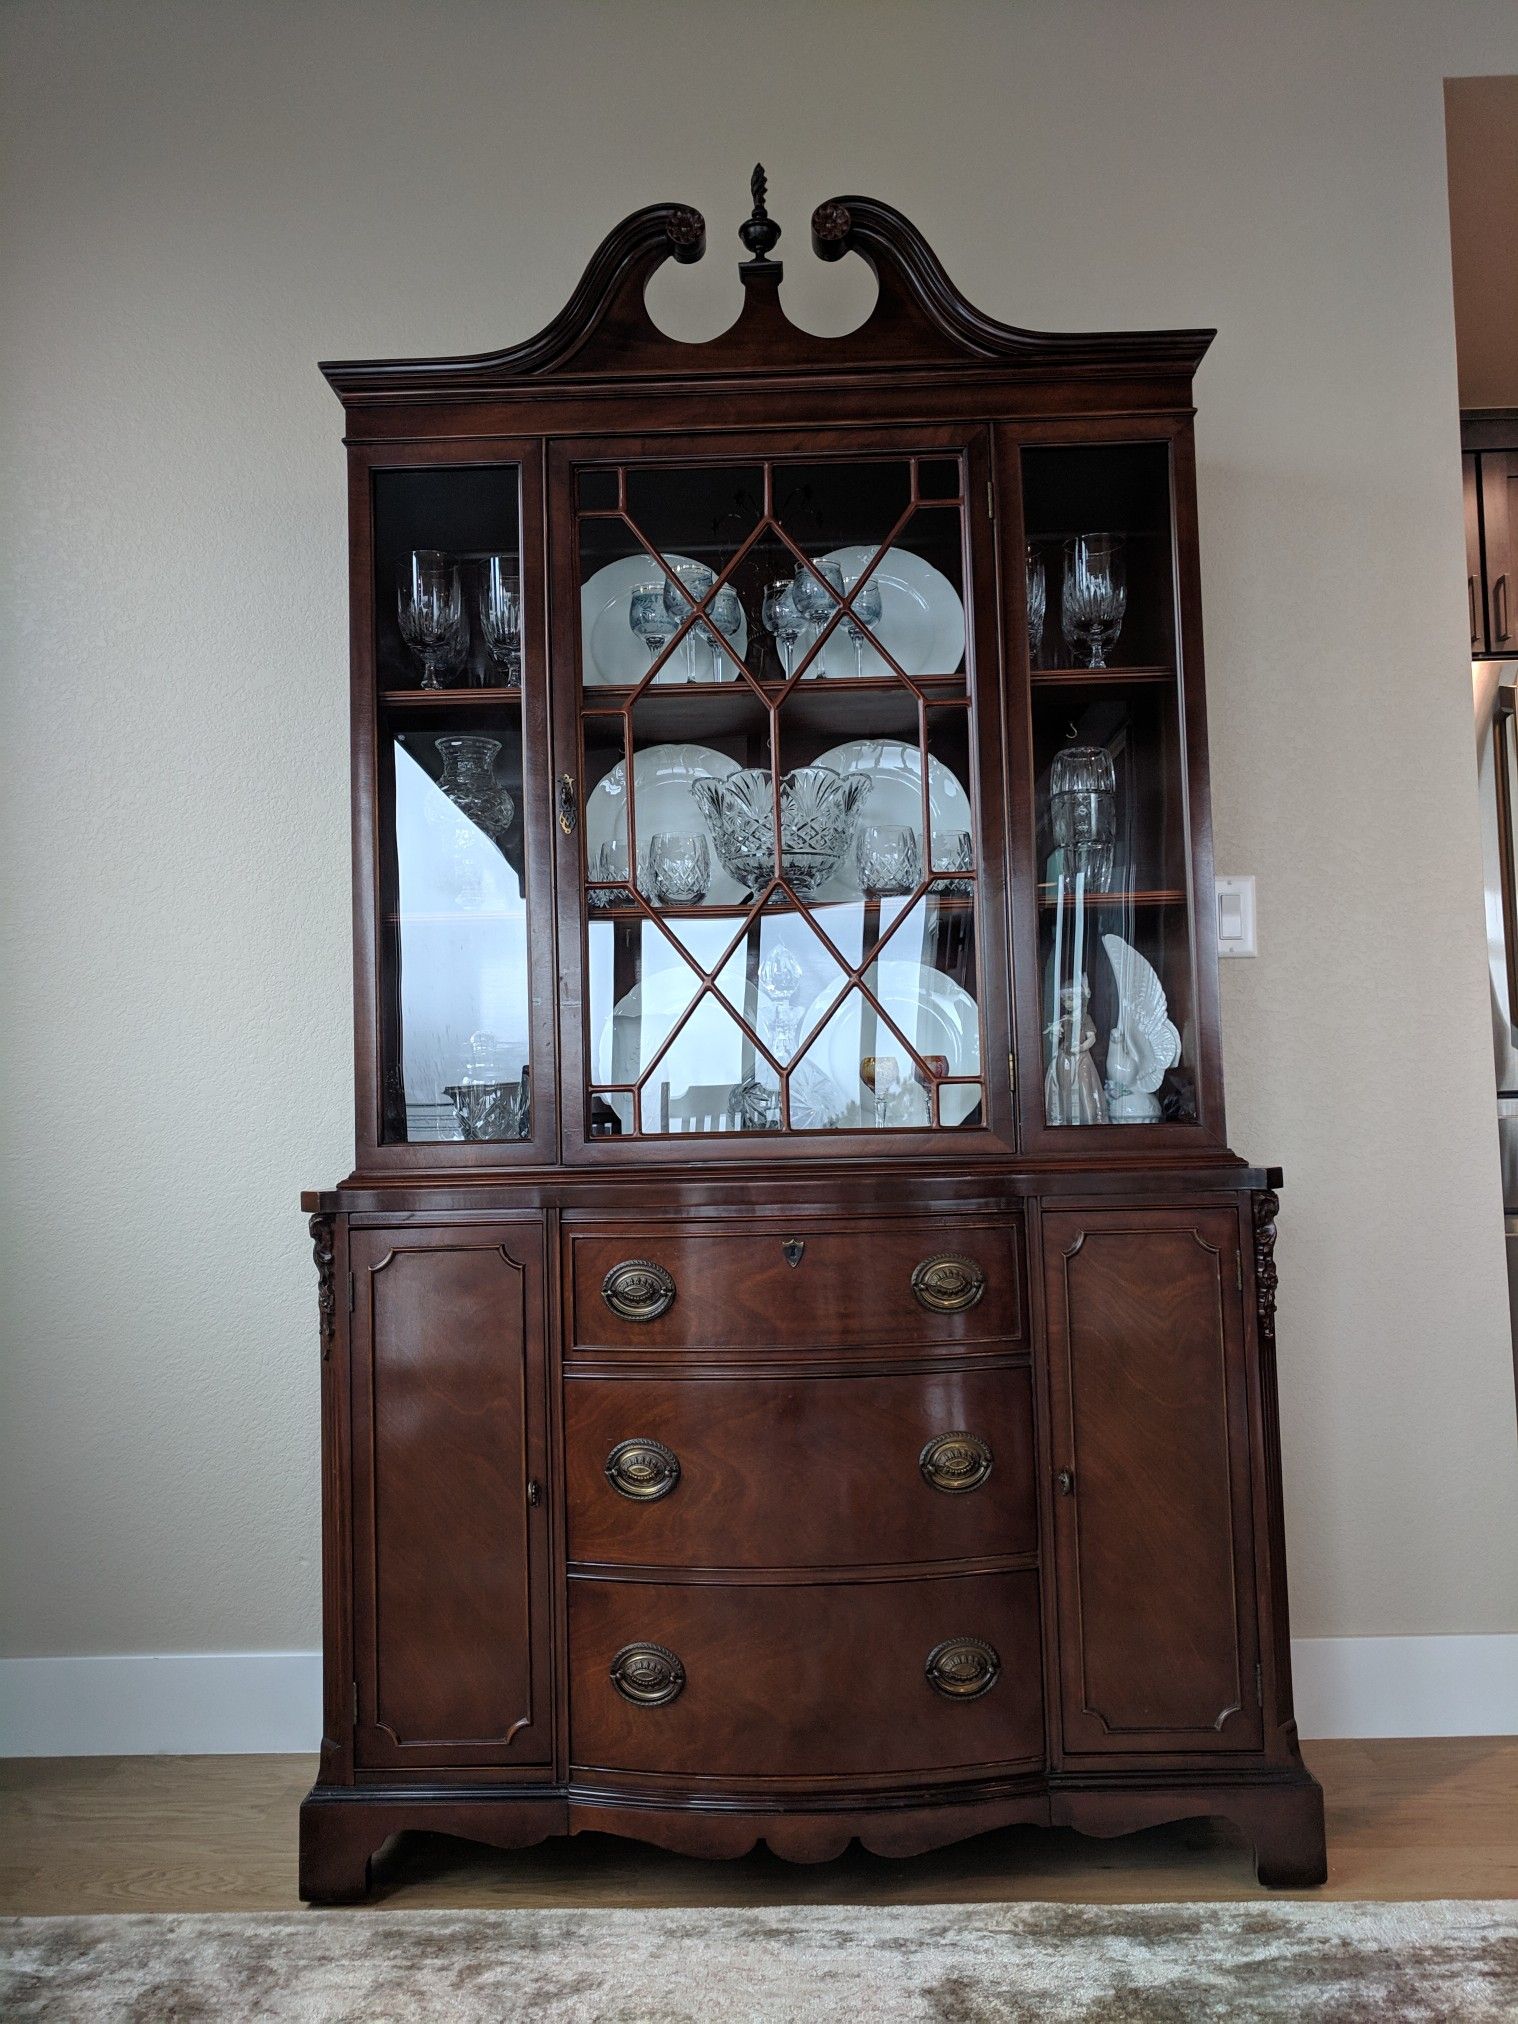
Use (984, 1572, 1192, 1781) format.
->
(1036, 886, 1185, 910)
(382, 685, 523, 706)
(1031, 666, 1175, 688)
(587, 889, 976, 922)
(582, 674, 968, 705)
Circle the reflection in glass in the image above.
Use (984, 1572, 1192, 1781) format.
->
(392, 739, 529, 1141)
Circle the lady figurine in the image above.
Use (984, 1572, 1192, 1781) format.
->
(1044, 978, 1108, 1126)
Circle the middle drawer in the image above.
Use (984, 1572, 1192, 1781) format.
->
(565, 1365, 1036, 1569)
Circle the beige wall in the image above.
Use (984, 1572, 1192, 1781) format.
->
(1446, 74, 1518, 410)
(3, 0, 1517, 1660)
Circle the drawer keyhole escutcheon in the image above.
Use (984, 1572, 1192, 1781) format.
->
(925, 1636, 1001, 1700)
(610, 1642, 686, 1707)
(782, 1237, 806, 1268)
(605, 1437, 681, 1502)
(601, 1258, 676, 1322)
(920, 1431, 994, 1494)
(911, 1254, 986, 1314)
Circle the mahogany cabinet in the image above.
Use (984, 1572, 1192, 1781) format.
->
(299, 172, 1324, 1898)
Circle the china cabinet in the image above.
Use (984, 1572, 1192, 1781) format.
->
(299, 172, 1325, 1898)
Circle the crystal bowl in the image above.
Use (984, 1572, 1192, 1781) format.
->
(689, 766, 871, 899)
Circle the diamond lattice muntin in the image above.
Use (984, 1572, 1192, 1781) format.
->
(579, 453, 983, 1139)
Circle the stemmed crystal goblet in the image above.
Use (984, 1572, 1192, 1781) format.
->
(762, 579, 804, 679)
(843, 571, 884, 678)
(707, 584, 743, 681)
(663, 562, 715, 683)
(628, 582, 671, 670)
(1026, 545, 1047, 667)
(757, 942, 805, 1058)
(479, 554, 522, 687)
(792, 558, 844, 678)
(1060, 533, 1127, 668)
(398, 550, 463, 691)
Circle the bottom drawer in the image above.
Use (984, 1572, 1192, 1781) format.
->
(569, 1571, 1043, 1781)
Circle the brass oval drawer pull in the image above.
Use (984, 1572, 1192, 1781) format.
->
(919, 1431, 994, 1495)
(605, 1437, 681, 1502)
(911, 1253, 986, 1314)
(601, 1258, 676, 1322)
(925, 1636, 1001, 1700)
(610, 1642, 685, 1707)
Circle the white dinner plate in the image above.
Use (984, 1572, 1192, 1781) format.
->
(584, 742, 746, 906)
(596, 970, 757, 1092)
(798, 544, 965, 681)
(811, 739, 973, 899)
(582, 553, 749, 688)
(796, 961, 982, 1126)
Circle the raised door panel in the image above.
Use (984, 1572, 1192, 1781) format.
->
(1043, 1207, 1262, 1757)
(1484, 453, 1518, 653)
(350, 1221, 552, 1770)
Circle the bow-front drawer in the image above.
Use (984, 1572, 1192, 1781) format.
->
(567, 1218, 1023, 1353)
(566, 1365, 1035, 1568)
(569, 1569, 1043, 1782)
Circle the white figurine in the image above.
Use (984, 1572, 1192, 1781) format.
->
(1044, 978, 1107, 1126)
(1101, 933, 1182, 1122)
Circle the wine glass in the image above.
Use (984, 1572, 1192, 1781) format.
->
(663, 562, 714, 683)
(843, 571, 884, 679)
(479, 554, 522, 686)
(628, 582, 671, 670)
(792, 558, 844, 677)
(1026, 545, 1046, 667)
(397, 550, 463, 691)
(1060, 533, 1126, 668)
(761, 579, 805, 680)
(707, 584, 743, 682)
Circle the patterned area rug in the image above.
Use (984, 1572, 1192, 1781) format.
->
(3, 1901, 1517, 2020)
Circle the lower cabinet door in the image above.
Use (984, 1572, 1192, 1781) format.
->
(349, 1221, 553, 1771)
(569, 1571, 1043, 1782)
(1042, 1207, 1263, 1756)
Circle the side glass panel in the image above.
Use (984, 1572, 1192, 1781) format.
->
(576, 453, 984, 1142)
(374, 466, 534, 1144)
(1021, 443, 1197, 1127)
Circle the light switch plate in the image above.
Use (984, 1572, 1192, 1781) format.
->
(1215, 875, 1256, 957)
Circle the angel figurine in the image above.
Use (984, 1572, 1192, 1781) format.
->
(1101, 933, 1182, 1122)
(1044, 979, 1107, 1125)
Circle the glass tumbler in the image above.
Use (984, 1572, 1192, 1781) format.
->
(647, 832, 711, 905)
(856, 823, 922, 897)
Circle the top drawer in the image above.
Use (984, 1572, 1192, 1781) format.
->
(566, 1218, 1023, 1352)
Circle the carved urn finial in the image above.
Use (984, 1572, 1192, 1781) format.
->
(739, 162, 782, 268)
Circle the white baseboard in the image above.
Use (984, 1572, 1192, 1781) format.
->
(1, 1637, 1514, 1756)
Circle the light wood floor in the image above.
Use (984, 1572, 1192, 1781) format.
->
(2, 1741, 1515, 1913)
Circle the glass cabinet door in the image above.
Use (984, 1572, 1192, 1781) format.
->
(564, 444, 1005, 1148)
(370, 459, 548, 1152)
(1019, 439, 1206, 1133)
